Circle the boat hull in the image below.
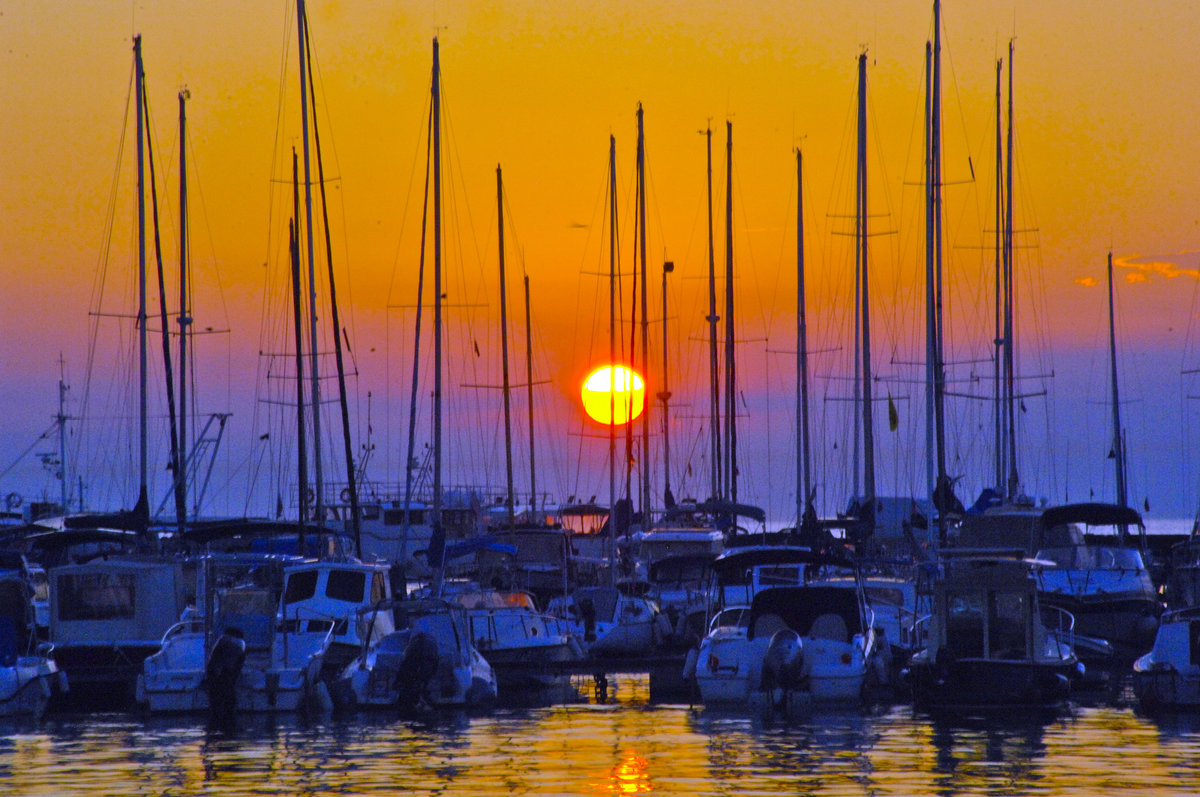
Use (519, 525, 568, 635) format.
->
(909, 656, 1075, 710)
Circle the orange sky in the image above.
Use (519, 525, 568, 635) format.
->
(3, 0, 1200, 522)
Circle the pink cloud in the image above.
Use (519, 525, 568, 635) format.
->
(1115, 251, 1200, 281)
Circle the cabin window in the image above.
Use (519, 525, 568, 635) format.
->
(944, 591, 984, 658)
(282, 570, 318, 605)
(988, 591, 1028, 659)
(326, 570, 366, 602)
(758, 566, 801, 587)
(384, 508, 425, 526)
(56, 573, 136, 621)
(371, 572, 388, 603)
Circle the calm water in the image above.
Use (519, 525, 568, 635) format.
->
(3, 676, 1200, 795)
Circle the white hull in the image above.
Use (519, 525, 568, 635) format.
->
(695, 633, 869, 706)
(1133, 607, 1200, 710)
(0, 658, 61, 718)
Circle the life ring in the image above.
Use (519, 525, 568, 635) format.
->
(4, 492, 21, 510)
(302, 487, 316, 506)
(340, 487, 354, 504)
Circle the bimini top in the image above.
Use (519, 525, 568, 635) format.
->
(662, 499, 766, 525)
(1039, 502, 1143, 530)
(710, 545, 857, 576)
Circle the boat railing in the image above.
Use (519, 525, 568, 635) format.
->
(1162, 605, 1200, 623)
(911, 614, 933, 650)
(1039, 604, 1076, 656)
(158, 617, 206, 646)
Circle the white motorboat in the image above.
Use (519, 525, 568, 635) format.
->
(0, 577, 64, 717)
(448, 587, 584, 691)
(548, 585, 664, 658)
(137, 554, 329, 715)
(1034, 503, 1162, 665)
(690, 549, 885, 713)
(1133, 606, 1200, 710)
(333, 597, 496, 711)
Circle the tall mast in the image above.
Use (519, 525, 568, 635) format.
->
(724, 120, 737, 505)
(432, 36, 444, 588)
(930, 0, 952, 543)
(705, 126, 722, 505)
(993, 58, 1004, 495)
(296, 0, 324, 521)
(857, 51, 877, 536)
(608, 134, 618, 585)
(796, 148, 813, 528)
(399, 100, 433, 570)
(134, 35, 149, 516)
(523, 275, 537, 514)
(636, 104, 651, 523)
(178, 89, 190, 524)
(923, 41, 937, 501)
(302, 25, 361, 554)
(289, 150, 310, 526)
(56, 355, 70, 511)
(1107, 252, 1128, 515)
(660, 260, 674, 508)
(497, 165, 515, 530)
(1004, 40, 1019, 500)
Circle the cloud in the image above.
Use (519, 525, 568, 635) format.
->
(1115, 251, 1200, 282)
(1075, 276, 1099, 287)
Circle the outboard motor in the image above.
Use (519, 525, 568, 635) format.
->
(206, 627, 246, 728)
(761, 629, 805, 694)
(394, 631, 439, 710)
(580, 597, 597, 643)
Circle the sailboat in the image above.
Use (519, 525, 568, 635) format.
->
(46, 36, 197, 711)
(331, 39, 496, 711)
(549, 115, 663, 659)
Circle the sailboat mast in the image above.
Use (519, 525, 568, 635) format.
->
(289, 150, 310, 526)
(134, 35, 149, 513)
(523, 275, 537, 514)
(724, 120, 737, 505)
(660, 260, 674, 508)
(432, 36, 444, 584)
(931, 0, 951, 542)
(1004, 40, 1019, 500)
(178, 90, 190, 523)
(705, 126, 722, 505)
(608, 134, 618, 584)
(296, 0, 324, 521)
(57, 356, 70, 511)
(497, 165, 515, 530)
(993, 58, 1004, 495)
(923, 41, 937, 501)
(399, 109, 432, 569)
(1107, 252, 1128, 511)
(857, 51, 877, 534)
(796, 148, 812, 527)
(301, 28, 361, 554)
(636, 105, 651, 523)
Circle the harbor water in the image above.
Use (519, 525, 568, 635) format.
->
(3, 674, 1200, 795)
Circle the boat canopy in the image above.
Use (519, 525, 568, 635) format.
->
(1039, 502, 1143, 530)
(662, 499, 766, 525)
(710, 545, 857, 576)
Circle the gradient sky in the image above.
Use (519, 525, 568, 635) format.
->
(3, 0, 1200, 524)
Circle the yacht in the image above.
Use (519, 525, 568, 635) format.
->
(906, 551, 1081, 710)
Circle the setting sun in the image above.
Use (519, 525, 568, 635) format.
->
(581, 365, 645, 425)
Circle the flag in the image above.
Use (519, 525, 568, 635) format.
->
(887, 393, 899, 431)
